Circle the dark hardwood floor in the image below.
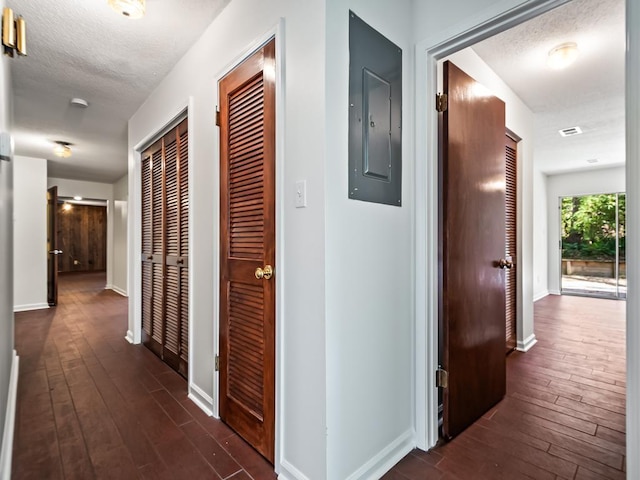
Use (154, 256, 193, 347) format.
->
(386, 294, 626, 480)
(12, 275, 626, 479)
(12, 272, 276, 480)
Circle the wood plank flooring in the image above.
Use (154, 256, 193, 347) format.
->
(13, 275, 626, 479)
(12, 272, 276, 480)
(386, 294, 626, 480)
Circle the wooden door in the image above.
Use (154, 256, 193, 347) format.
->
(141, 118, 189, 377)
(440, 61, 506, 439)
(47, 186, 60, 306)
(219, 39, 276, 463)
(505, 135, 517, 353)
(57, 204, 107, 272)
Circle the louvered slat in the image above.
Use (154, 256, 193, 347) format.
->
(228, 281, 264, 418)
(165, 139, 179, 256)
(505, 139, 517, 352)
(152, 264, 164, 344)
(165, 265, 180, 356)
(152, 151, 163, 255)
(180, 268, 189, 363)
(142, 263, 152, 336)
(229, 76, 264, 260)
(179, 130, 189, 257)
(141, 157, 153, 254)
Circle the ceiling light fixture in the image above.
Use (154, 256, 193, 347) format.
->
(53, 141, 72, 158)
(73, 196, 83, 201)
(108, 0, 145, 19)
(70, 97, 89, 108)
(547, 42, 579, 70)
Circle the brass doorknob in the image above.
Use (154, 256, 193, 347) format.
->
(255, 265, 273, 280)
(498, 258, 513, 269)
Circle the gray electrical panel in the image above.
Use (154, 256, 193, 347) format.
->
(348, 11, 402, 206)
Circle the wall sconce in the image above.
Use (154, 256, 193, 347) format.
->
(2, 7, 26, 57)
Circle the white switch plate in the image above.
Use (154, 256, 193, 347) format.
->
(295, 180, 307, 208)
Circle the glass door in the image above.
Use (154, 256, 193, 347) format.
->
(560, 192, 626, 299)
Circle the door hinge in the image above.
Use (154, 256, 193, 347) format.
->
(436, 368, 448, 388)
(215, 355, 220, 371)
(436, 93, 448, 113)
(215, 107, 221, 127)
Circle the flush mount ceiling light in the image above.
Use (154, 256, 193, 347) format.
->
(70, 97, 88, 108)
(547, 42, 579, 70)
(53, 141, 72, 158)
(73, 196, 83, 200)
(108, 0, 145, 19)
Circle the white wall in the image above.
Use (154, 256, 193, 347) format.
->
(112, 174, 128, 296)
(127, 0, 327, 478)
(545, 166, 625, 294)
(324, 1, 415, 478)
(442, 47, 536, 349)
(13, 156, 48, 311)
(0, 0, 15, 471)
(533, 168, 549, 300)
(47, 177, 114, 289)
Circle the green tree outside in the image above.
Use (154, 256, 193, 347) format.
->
(561, 193, 625, 261)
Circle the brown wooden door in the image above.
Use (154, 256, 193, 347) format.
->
(505, 135, 517, 353)
(141, 118, 189, 377)
(219, 39, 276, 463)
(57, 204, 107, 272)
(440, 61, 506, 439)
(47, 186, 60, 306)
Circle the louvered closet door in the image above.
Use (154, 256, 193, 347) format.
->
(141, 118, 189, 377)
(505, 135, 517, 353)
(219, 38, 276, 463)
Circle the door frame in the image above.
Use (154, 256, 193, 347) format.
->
(413, 0, 571, 452)
(213, 20, 285, 472)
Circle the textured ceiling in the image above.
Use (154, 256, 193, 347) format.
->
(472, 0, 625, 174)
(8, 0, 229, 183)
(9, 0, 625, 181)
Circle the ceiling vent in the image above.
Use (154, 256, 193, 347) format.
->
(559, 126, 583, 137)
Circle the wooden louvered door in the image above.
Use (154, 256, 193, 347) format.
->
(219, 39, 276, 463)
(505, 135, 517, 353)
(141, 118, 189, 377)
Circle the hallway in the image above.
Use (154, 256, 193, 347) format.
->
(386, 295, 626, 479)
(12, 272, 275, 480)
(11, 273, 626, 479)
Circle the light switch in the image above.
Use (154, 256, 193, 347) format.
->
(295, 180, 307, 208)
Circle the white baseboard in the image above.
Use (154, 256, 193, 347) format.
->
(188, 383, 214, 417)
(517, 334, 538, 352)
(125, 330, 135, 344)
(0, 351, 19, 480)
(278, 460, 311, 480)
(533, 290, 549, 302)
(345, 429, 414, 480)
(549, 289, 561, 296)
(106, 285, 128, 297)
(13, 303, 49, 313)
